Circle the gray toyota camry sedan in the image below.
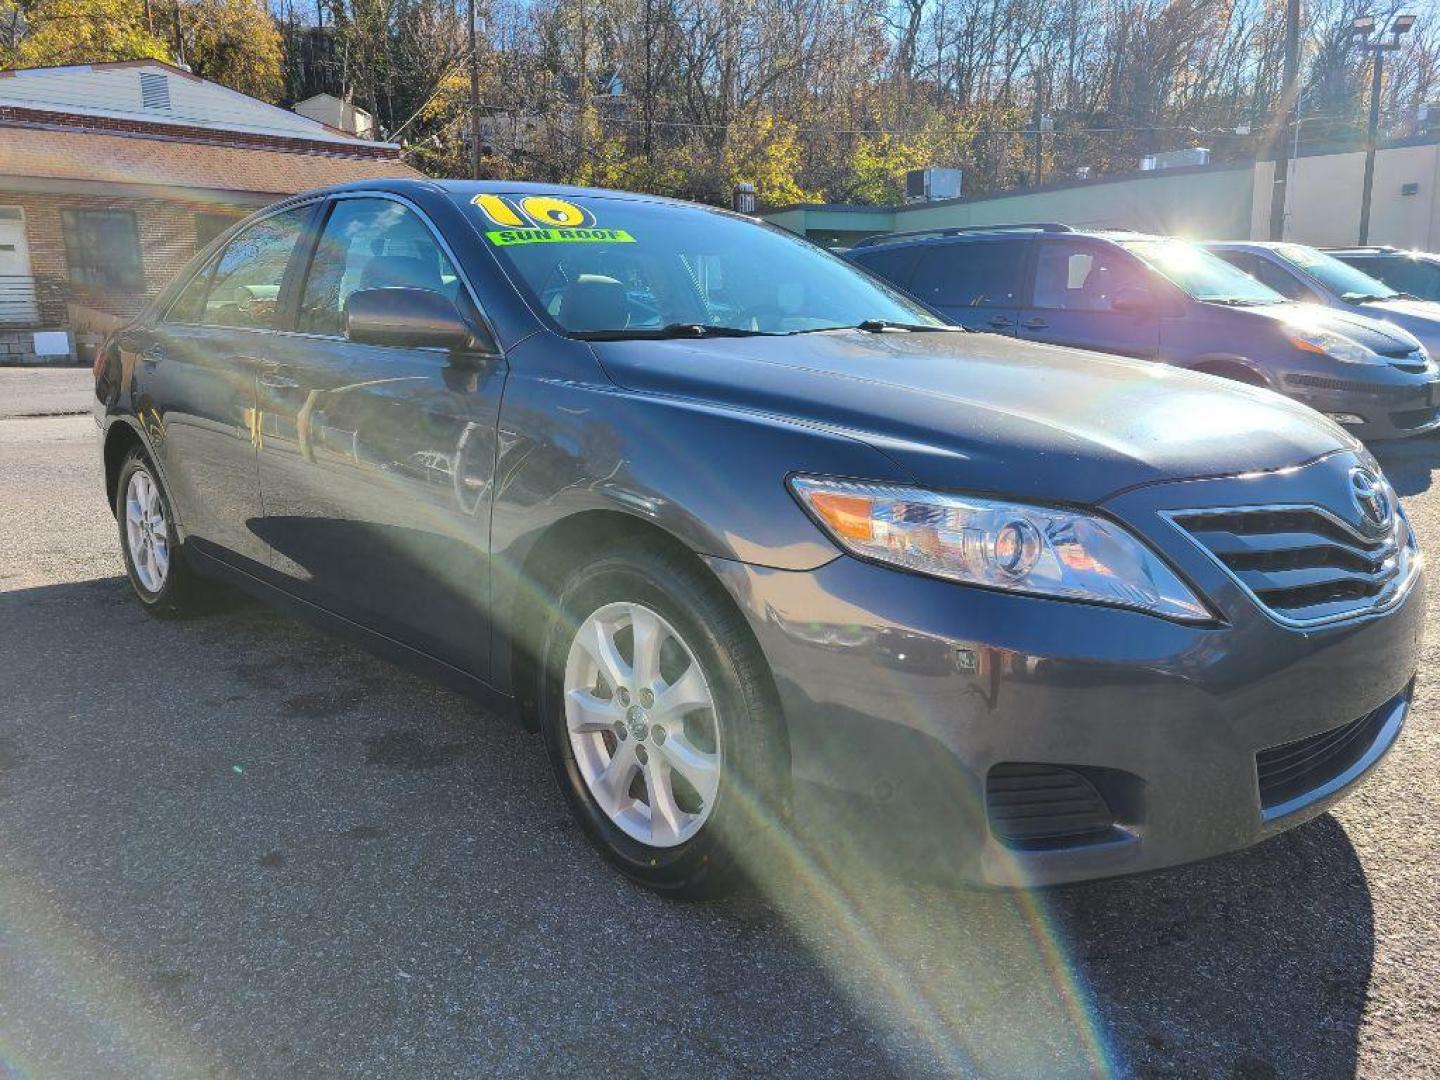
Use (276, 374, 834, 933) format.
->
(94, 181, 1423, 896)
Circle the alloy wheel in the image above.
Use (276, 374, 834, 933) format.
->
(124, 468, 170, 594)
(564, 601, 722, 847)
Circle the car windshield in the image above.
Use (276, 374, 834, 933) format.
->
(1274, 243, 1400, 302)
(455, 191, 945, 337)
(1123, 239, 1284, 305)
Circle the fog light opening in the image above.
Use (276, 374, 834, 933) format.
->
(1325, 412, 1366, 426)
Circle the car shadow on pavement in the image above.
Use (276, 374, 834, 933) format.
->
(1372, 432, 1440, 496)
(0, 576, 1375, 1079)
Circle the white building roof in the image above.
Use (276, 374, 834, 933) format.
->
(0, 60, 397, 148)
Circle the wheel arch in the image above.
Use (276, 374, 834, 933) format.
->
(1183, 355, 1272, 388)
(102, 418, 151, 515)
(504, 509, 791, 777)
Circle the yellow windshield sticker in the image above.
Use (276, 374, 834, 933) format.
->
(519, 196, 591, 228)
(485, 227, 635, 246)
(472, 193, 527, 227)
(472, 193, 599, 230)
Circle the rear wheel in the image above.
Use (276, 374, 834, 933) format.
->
(539, 544, 788, 897)
(115, 449, 210, 617)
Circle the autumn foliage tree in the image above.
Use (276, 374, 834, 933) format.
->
(1, 0, 282, 103)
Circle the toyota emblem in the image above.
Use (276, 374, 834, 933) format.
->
(1349, 467, 1393, 532)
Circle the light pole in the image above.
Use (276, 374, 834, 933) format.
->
(1269, 0, 1300, 240)
(1353, 13, 1416, 245)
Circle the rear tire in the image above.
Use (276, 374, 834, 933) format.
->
(538, 542, 789, 898)
(114, 448, 212, 618)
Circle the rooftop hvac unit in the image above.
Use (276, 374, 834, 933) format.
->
(905, 168, 962, 203)
(1139, 147, 1211, 172)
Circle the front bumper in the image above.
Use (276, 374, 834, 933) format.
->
(1282, 365, 1440, 440)
(707, 453, 1425, 887)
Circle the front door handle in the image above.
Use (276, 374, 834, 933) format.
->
(1022, 317, 1049, 330)
(988, 315, 1013, 329)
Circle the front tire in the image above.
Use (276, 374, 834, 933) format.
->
(538, 543, 788, 898)
(115, 448, 210, 617)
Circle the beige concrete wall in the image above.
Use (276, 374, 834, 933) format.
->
(894, 166, 1255, 240)
(1254, 143, 1440, 249)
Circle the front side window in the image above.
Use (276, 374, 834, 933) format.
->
(910, 241, 1025, 309)
(298, 198, 465, 337)
(199, 206, 312, 329)
(458, 192, 940, 337)
(1126, 240, 1284, 305)
(1032, 241, 1147, 312)
(1273, 244, 1399, 302)
(62, 209, 143, 292)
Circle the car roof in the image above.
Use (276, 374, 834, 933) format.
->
(286, 177, 722, 212)
(850, 224, 1163, 254)
(1202, 241, 1279, 251)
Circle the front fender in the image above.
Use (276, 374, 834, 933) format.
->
(489, 371, 913, 576)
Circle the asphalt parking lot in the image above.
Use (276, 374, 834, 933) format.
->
(1, 377, 1437, 1077)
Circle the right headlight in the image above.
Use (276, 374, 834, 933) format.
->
(1285, 327, 1382, 364)
(790, 476, 1211, 622)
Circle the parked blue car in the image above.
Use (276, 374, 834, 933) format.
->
(848, 224, 1440, 440)
(1206, 241, 1440, 364)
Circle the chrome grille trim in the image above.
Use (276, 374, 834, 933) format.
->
(1162, 503, 1420, 628)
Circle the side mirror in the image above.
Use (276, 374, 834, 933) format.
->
(344, 287, 498, 356)
(1110, 285, 1155, 315)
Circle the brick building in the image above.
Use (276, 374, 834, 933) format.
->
(0, 60, 424, 365)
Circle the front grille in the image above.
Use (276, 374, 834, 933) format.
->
(986, 763, 1114, 848)
(1256, 704, 1392, 810)
(1390, 406, 1440, 430)
(1170, 505, 1413, 625)
(1284, 373, 1413, 398)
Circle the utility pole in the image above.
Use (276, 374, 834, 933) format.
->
(468, 0, 481, 180)
(1031, 66, 1046, 188)
(1268, 0, 1300, 240)
(1354, 14, 1417, 245)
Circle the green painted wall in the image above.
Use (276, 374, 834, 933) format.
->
(766, 165, 1256, 244)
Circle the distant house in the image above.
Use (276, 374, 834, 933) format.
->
(0, 60, 423, 365)
(292, 93, 375, 140)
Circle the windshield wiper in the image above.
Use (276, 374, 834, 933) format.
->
(788, 319, 959, 335)
(853, 318, 958, 333)
(1341, 292, 1395, 303)
(575, 322, 778, 341)
(1203, 297, 1277, 307)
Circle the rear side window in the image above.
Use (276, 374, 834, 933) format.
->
(297, 198, 465, 337)
(909, 241, 1025, 308)
(166, 252, 219, 324)
(199, 207, 312, 329)
(1032, 241, 1145, 312)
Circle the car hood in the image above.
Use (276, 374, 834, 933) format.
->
(1240, 301, 1425, 354)
(589, 330, 1351, 504)
(1350, 298, 1440, 350)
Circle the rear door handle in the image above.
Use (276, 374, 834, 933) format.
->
(1022, 318, 1049, 330)
(257, 363, 299, 390)
(988, 315, 1013, 329)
